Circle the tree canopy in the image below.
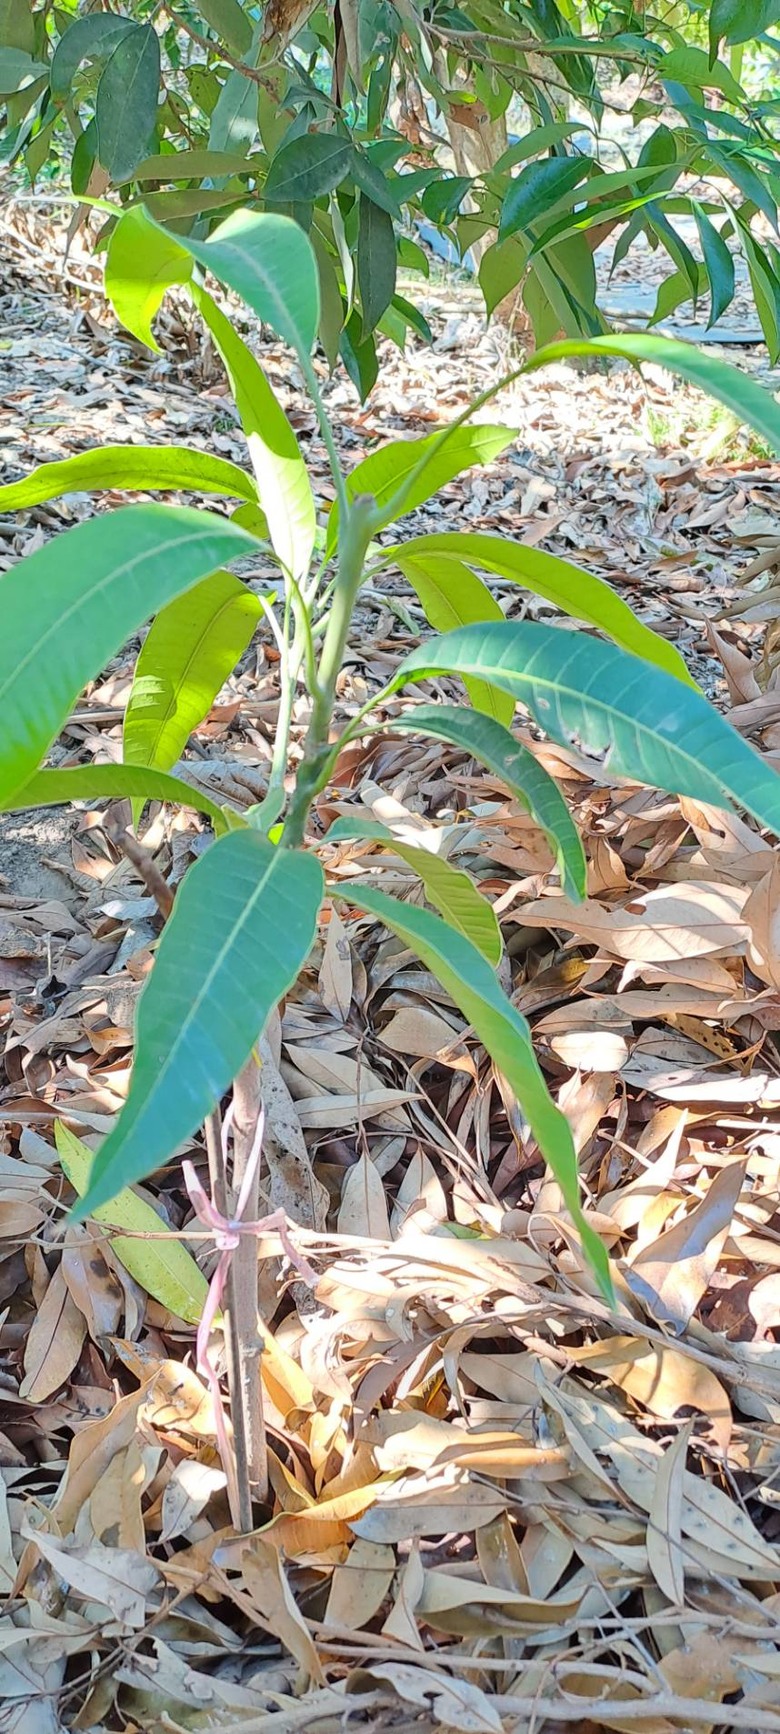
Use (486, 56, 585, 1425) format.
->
(3, 1, 780, 390)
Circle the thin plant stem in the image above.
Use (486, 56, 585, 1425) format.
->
(203, 1102, 256, 1530)
(228, 1052, 267, 1505)
(302, 359, 348, 521)
(283, 494, 380, 846)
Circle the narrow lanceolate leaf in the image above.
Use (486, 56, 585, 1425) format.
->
(124, 571, 261, 773)
(390, 705, 587, 902)
(95, 24, 161, 183)
(692, 204, 735, 328)
(396, 623, 780, 839)
(191, 283, 315, 578)
(357, 194, 397, 335)
(73, 833, 324, 1215)
(0, 504, 257, 808)
(166, 208, 320, 366)
(498, 156, 589, 243)
(55, 1122, 209, 1325)
(394, 551, 514, 724)
(525, 334, 780, 456)
(105, 206, 192, 352)
(334, 885, 610, 1296)
(2, 765, 231, 832)
(326, 817, 501, 965)
(325, 425, 515, 558)
(386, 532, 693, 686)
(0, 445, 257, 514)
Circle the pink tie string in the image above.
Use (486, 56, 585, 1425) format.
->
(182, 1104, 317, 1513)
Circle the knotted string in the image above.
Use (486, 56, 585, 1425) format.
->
(182, 1106, 317, 1511)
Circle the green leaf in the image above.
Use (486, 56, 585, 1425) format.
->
(661, 46, 745, 104)
(50, 14, 135, 104)
(0, 445, 257, 515)
(389, 705, 586, 902)
(479, 236, 527, 320)
(264, 133, 353, 204)
(55, 1123, 209, 1325)
(386, 532, 693, 685)
(326, 817, 501, 964)
(333, 884, 610, 1296)
(1, 764, 231, 832)
(357, 194, 397, 336)
(0, 504, 256, 809)
(311, 227, 344, 371)
(351, 147, 402, 218)
(124, 570, 261, 774)
(710, 0, 780, 49)
(647, 208, 700, 305)
(162, 206, 320, 367)
(499, 157, 589, 243)
(208, 59, 259, 155)
(73, 833, 324, 1216)
(740, 223, 780, 364)
(648, 267, 705, 329)
(126, 147, 257, 183)
(692, 203, 735, 327)
(0, 0, 35, 55)
(191, 282, 316, 579)
(195, 0, 252, 55)
(325, 425, 515, 558)
(339, 313, 378, 402)
(0, 48, 45, 94)
(95, 25, 161, 183)
(393, 550, 514, 724)
(105, 206, 192, 352)
(491, 124, 582, 182)
(421, 174, 472, 226)
(524, 334, 780, 455)
(396, 622, 780, 839)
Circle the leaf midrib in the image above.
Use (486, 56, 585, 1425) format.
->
(408, 640, 735, 797)
(1, 521, 245, 715)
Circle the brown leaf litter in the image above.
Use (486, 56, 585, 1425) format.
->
(2, 193, 780, 1732)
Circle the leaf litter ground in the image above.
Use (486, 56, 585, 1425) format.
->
(2, 196, 780, 1734)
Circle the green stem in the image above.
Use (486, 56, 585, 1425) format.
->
(283, 494, 379, 847)
(303, 360, 348, 523)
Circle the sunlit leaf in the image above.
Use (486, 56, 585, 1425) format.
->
(393, 549, 514, 723)
(396, 622, 780, 837)
(55, 1122, 209, 1325)
(0, 504, 256, 807)
(73, 833, 323, 1215)
(334, 884, 610, 1296)
(325, 425, 514, 557)
(390, 704, 587, 901)
(386, 531, 693, 684)
(191, 282, 316, 578)
(327, 816, 502, 964)
(2, 764, 231, 832)
(124, 569, 261, 773)
(0, 445, 257, 514)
